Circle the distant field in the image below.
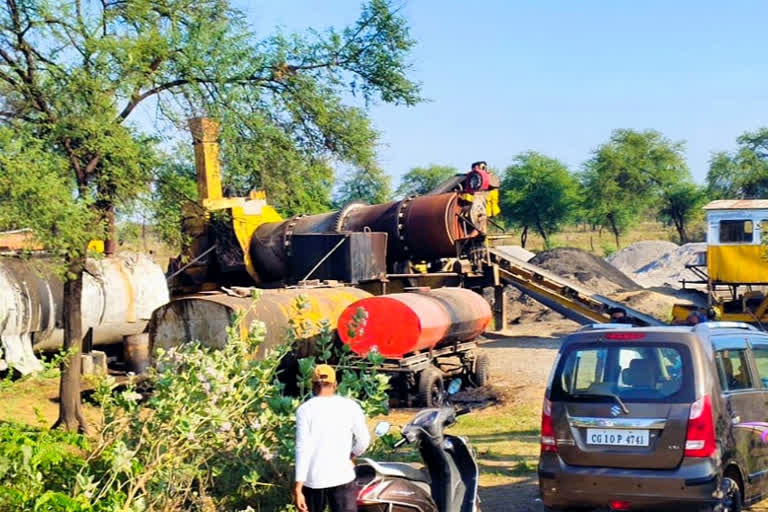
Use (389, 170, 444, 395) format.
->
(492, 220, 704, 256)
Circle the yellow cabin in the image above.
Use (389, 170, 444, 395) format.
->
(674, 199, 768, 323)
(704, 199, 768, 284)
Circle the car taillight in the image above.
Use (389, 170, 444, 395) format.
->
(685, 395, 716, 457)
(541, 397, 557, 453)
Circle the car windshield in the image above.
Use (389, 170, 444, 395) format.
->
(550, 343, 694, 403)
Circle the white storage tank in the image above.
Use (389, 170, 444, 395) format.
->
(0, 252, 169, 373)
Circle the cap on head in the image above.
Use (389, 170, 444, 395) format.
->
(312, 364, 337, 385)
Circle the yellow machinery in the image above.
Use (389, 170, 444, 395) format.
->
(153, 117, 664, 357)
(673, 199, 768, 324)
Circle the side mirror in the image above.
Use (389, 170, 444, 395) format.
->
(374, 421, 391, 437)
(448, 378, 461, 396)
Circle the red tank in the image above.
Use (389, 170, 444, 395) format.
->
(337, 287, 491, 358)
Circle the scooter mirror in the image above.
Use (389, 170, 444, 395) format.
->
(374, 421, 391, 437)
(448, 378, 461, 395)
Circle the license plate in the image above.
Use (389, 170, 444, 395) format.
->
(586, 428, 649, 446)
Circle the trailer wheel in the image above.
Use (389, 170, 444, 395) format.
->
(473, 353, 490, 387)
(418, 366, 444, 407)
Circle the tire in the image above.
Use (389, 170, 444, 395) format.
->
(700, 476, 742, 512)
(418, 366, 444, 407)
(473, 352, 490, 387)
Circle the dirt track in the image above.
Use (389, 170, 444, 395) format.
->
(476, 321, 574, 511)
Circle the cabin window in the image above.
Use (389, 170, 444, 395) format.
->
(719, 220, 753, 243)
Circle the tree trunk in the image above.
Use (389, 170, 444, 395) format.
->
(520, 225, 528, 248)
(53, 257, 89, 433)
(608, 215, 621, 249)
(103, 202, 117, 256)
(535, 219, 548, 246)
(675, 217, 688, 244)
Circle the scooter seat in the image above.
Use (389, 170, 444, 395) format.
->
(358, 458, 431, 484)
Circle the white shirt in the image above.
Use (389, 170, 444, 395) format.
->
(295, 394, 371, 489)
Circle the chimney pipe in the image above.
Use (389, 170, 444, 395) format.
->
(188, 117, 223, 204)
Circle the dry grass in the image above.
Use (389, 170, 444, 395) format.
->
(494, 222, 678, 256)
(372, 400, 541, 488)
(0, 375, 101, 428)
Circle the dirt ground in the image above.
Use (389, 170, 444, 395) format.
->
(475, 320, 574, 512)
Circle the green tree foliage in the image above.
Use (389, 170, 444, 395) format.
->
(658, 181, 708, 243)
(0, 0, 420, 431)
(707, 128, 768, 199)
(500, 152, 578, 247)
(395, 164, 457, 197)
(334, 165, 393, 206)
(581, 129, 689, 248)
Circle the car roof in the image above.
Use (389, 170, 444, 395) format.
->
(576, 322, 759, 334)
(565, 322, 765, 345)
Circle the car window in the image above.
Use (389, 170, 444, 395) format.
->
(715, 349, 753, 391)
(719, 220, 753, 243)
(751, 343, 768, 388)
(552, 343, 691, 403)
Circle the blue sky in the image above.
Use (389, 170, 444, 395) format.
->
(240, 1, 768, 184)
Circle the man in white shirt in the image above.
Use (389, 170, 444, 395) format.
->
(294, 364, 371, 512)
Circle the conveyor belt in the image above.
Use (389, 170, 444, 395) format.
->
(488, 248, 665, 326)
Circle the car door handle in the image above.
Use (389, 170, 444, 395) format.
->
(731, 415, 741, 424)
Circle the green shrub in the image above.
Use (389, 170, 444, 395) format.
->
(0, 421, 88, 511)
(0, 297, 390, 511)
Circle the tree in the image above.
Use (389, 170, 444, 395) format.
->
(0, 0, 420, 432)
(658, 181, 707, 243)
(334, 165, 392, 206)
(581, 129, 689, 248)
(500, 152, 578, 247)
(395, 164, 457, 197)
(706, 128, 768, 199)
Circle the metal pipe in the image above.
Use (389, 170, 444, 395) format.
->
(248, 193, 468, 282)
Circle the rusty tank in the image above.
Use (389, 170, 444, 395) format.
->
(0, 253, 169, 373)
(248, 193, 468, 283)
(149, 287, 372, 358)
(337, 287, 491, 358)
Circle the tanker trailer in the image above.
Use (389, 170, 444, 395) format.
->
(0, 252, 169, 374)
(337, 287, 492, 406)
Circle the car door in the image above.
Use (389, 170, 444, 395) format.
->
(713, 336, 763, 494)
(746, 337, 768, 498)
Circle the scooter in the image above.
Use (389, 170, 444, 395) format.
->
(355, 379, 481, 512)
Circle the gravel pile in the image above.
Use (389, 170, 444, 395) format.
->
(628, 243, 707, 288)
(608, 241, 679, 275)
(529, 247, 641, 294)
(503, 247, 643, 325)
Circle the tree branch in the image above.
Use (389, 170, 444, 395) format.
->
(116, 79, 188, 121)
